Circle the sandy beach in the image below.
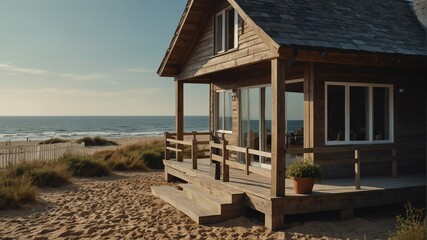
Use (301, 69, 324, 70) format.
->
(0, 170, 398, 239)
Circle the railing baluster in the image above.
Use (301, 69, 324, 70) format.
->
(355, 149, 361, 190)
(192, 137, 197, 169)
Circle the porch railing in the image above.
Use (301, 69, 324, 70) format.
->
(210, 139, 272, 182)
(164, 131, 211, 169)
(163, 131, 398, 191)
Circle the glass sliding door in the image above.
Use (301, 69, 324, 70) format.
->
(240, 86, 271, 168)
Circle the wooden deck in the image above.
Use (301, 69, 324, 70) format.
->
(159, 158, 426, 229)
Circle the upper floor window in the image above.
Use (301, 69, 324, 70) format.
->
(214, 7, 238, 54)
(325, 82, 394, 145)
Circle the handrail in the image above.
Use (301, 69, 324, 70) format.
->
(164, 131, 212, 170)
(210, 140, 272, 178)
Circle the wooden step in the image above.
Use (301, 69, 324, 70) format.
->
(190, 175, 244, 204)
(180, 183, 227, 212)
(180, 183, 245, 219)
(151, 186, 222, 224)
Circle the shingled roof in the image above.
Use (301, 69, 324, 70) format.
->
(235, 0, 427, 56)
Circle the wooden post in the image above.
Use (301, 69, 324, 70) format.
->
(303, 62, 315, 160)
(271, 59, 286, 197)
(222, 134, 229, 182)
(355, 149, 361, 190)
(392, 147, 397, 177)
(192, 137, 198, 169)
(176, 81, 184, 162)
(245, 147, 250, 175)
(164, 132, 170, 160)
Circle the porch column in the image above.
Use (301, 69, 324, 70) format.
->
(176, 80, 184, 162)
(304, 62, 315, 160)
(271, 59, 286, 197)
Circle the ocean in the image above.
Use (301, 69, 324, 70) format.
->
(0, 116, 303, 141)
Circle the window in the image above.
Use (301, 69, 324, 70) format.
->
(325, 82, 393, 145)
(214, 7, 238, 54)
(216, 90, 233, 132)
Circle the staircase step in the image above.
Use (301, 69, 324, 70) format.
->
(180, 183, 245, 219)
(191, 175, 244, 204)
(180, 184, 226, 212)
(151, 186, 222, 224)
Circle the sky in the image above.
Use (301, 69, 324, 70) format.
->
(0, 0, 303, 119)
(0, 0, 210, 116)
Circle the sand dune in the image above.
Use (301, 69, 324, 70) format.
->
(0, 172, 396, 239)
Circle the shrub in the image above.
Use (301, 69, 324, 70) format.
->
(76, 137, 117, 147)
(39, 138, 68, 145)
(140, 149, 164, 169)
(6, 161, 70, 188)
(0, 175, 37, 210)
(286, 158, 322, 181)
(389, 203, 426, 240)
(61, 155, 110, 177)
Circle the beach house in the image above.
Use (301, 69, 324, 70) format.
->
(152, 0, 426, 229)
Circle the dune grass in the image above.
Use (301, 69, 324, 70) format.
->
(60, 155, 111, 177)
(39, 138, 68, 145)
(93, 138, 164, 171)
(0, 175, 37, 210)
(389, 203, 426, 240)
(6, 161, 70, 188)
(76, 137, 117, 146)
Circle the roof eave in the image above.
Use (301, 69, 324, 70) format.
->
(157, 0, 193, 77)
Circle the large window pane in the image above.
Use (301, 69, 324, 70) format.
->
(218, 92, 224, 130)
(350, 87, 369, 141)
(240, 89, 249, 148)
(264, 87, 272, 153)
(215, 14, 223, 53)
(249, 88, 260, 150)
(327, 85, 345, 141)
(224, 91, 232, 131)
(373, 87, 390, 141)
(226, 9, 235, 50)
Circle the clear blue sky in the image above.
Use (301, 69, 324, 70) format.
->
(0, 0, 209, 116)
(0, 0, 303, 119)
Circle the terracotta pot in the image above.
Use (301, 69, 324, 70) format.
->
(291, 177, 315, 194)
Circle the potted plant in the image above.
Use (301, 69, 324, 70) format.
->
(286, 158, 322, 194)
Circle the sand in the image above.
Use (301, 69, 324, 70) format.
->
(0, 137, 398, 239)
(0, 171, 398, 240)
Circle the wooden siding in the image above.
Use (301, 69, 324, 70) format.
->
(206, 61, 426, 179)
(313, 63, 426, 178)
(177, 4, 276, 81)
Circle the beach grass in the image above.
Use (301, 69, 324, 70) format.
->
(389, 203, 426, 240)
(60, 155, 111, 177)
(93, 138, 164, 171)
(6, 161, 70, 188)
(38, 138, 68, 145)
(0, 175, 37, 210)
(76, 137, 117, 146)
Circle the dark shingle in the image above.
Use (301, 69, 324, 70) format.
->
(235, 0, 427, 56)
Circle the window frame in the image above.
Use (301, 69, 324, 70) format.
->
(214, 6, 238, 55)
(324, 82, 394, 145)
(215, 89, 233, 134)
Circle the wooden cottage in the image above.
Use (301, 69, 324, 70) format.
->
(152, 0, 427, 229)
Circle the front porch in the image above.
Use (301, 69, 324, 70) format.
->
(154, 156, 425, 229)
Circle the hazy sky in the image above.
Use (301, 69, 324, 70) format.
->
(0, 0, 303, 119)
(0, 0, 210, 116)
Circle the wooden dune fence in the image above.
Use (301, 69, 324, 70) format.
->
(0, 142, 85, 168)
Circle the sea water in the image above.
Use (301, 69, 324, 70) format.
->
(0, 116, 303, 141)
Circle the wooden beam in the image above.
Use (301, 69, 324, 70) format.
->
(303, 62, 315, 161)
(176, 81, 184, 162)
(279, 47, 427, 69)
(270, 59, 286, 197)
